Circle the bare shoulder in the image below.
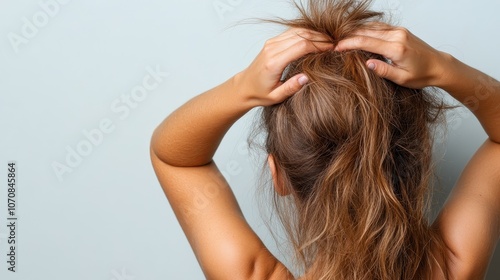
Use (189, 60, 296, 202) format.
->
(432, 139, 500, 279)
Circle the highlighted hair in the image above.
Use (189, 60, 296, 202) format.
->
(250, 0, 451, 279)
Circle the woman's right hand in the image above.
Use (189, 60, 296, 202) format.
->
(334, 23, 451, 89)
(235, 27, 333, 107)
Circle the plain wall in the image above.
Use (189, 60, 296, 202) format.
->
(0, 0, 498, 279)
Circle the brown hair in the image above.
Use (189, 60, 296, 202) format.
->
(249, 0, 451, 279)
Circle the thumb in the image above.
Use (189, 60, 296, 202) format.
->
(269, 74, 309, 103)
(366, 59, 398, 81)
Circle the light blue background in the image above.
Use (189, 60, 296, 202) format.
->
(0, 0, 498, 279)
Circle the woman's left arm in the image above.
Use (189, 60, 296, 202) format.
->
(150, 28, 333, 280)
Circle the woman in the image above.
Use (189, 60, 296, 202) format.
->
(150, 0, 499, 279)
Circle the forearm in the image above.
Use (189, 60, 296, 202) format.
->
(335, 28, 500, 143)
(150, 28, 328, 167)
(437, 52, 500, 143)
(150, 74, 254, 167)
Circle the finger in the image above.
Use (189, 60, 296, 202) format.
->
(343, 22, 395, 40)
(268, 74, 309, 103)
(268, 36, 324, 56)
(281, 27, 328, 38)
(263, 32, 332, 63)
(361, 21, 394, 30)
(271, 39, 334, 71)
(334, 35, 395, 58)
(273, 34, 332, 49)
(366, 58, 404, 83)
(270, 35, 333, 59)
(268, 28, 332, 45)
(351, 28, 398, 42)
(267, 28, 313, 43)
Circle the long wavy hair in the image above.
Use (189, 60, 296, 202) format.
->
(249, 0, 451, 279)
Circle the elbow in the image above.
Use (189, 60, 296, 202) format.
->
(149, 134, 172, 170)
(149, 128, 166, 164)
(488, 136, 500, 145)
(149, 128, 183, 167)
(149, 128, 158, 157)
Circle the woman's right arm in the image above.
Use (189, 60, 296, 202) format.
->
(336, 25, 500, 142)
(336, 25, 500, 279)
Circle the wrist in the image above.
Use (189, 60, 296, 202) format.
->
(222, 72, 260, 116)
(232, 71, 261, 109)
(431, 51, 457, 89)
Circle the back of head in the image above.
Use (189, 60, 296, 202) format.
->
(252, 0, 449, 279)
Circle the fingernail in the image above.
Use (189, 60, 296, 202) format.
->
(368, 62, 376, 70)
(298, 75, 309, 85)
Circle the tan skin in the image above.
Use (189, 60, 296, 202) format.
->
(150, 24, 500, 279)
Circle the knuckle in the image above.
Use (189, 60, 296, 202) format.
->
(261, 46, 275, 59)
(295, 28, 312, 37)
(392, 42, 407, 56)
(395, 27, 410, 40)
(264, 58, 277, 71)
(296, 38, 310, 49)
(263, 40, 274, 50)
(284, 85, 296, 96)
(296, 29, 314, 39)
(378, 65, 389, 78)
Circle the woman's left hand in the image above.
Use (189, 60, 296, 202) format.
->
(234, 28, 334, 107)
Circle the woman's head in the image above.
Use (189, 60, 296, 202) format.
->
(251, 0, 450, 279)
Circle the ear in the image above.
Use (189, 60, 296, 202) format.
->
(267, 154, 290, 196)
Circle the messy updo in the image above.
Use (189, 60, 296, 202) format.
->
(250, 0, 450, 279)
